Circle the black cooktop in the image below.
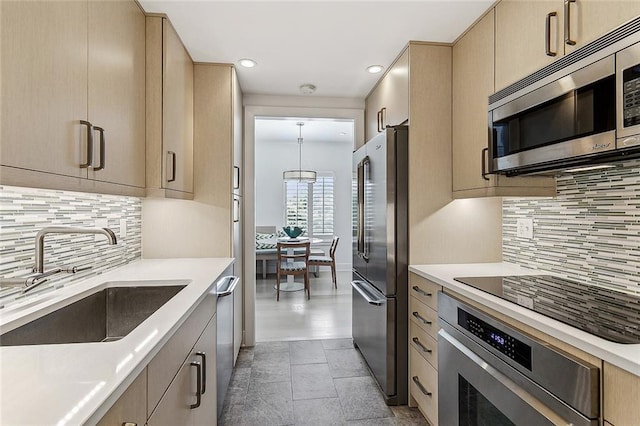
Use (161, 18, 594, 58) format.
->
(453, 275, 640, 344)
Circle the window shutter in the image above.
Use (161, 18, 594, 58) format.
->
(312, 174, 334, 236)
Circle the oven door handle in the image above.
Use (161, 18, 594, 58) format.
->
(438, 329, 595, 426)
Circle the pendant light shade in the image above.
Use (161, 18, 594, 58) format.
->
(283, 122, 316, 183)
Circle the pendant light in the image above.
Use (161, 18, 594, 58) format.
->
(283, 122, 316, 183)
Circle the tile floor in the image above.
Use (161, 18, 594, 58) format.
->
(255, 271, 353, 342)
(220, 339, 429, 426)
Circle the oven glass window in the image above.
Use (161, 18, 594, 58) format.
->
(493, 75, 615, 158)
(459, 376, 515, 426)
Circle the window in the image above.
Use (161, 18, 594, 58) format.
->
(284, 173, 334, 236)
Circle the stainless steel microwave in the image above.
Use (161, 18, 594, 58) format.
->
(488, 21, 640, 176)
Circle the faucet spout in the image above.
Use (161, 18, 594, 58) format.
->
(34, 226, 118, 273)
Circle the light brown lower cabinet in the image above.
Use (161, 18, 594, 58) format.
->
(409, 272, 442, 426)
(96, 370, 147, 426)
(148, 315, 217, 426)
(604, 362, 640, 426)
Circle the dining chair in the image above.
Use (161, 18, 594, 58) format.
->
(276, 240, 311, 301)
(308, 236, 339, 288)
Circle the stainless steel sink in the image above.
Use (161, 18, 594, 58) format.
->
(0, 282, 187, 346)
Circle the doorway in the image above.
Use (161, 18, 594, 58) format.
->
(243, 101, 364, 346)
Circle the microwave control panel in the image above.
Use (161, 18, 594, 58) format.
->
(623, 64, 640, 127)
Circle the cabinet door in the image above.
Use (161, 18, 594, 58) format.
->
(163, 20, 194, 194)
(193, 315, 218, 426)
(233, 67, 243, 196)
(453, 10, 496, 193)
(147, 358, 197, 426)
(565, 0, 640, 54)
(88, 0, 145, 187)
(495, 0, 564, 91)
(0, 0, 88, 179)
(96, 369, 147, 426)
(384, 49, 409, 128)
(365, 79, 384, 144)
(604, 362, 640, 426)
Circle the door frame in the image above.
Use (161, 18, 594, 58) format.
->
(243, 100, 364, 346)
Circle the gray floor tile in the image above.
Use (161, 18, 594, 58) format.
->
(326, 348, 370, 378)
(254, 341, 291, 355)
(334, 376, 394, 421)
(293, 398, 347, 425)
(321, 338, 355, 350)
(290, 340, 327, 365)
(347, 419, 397, 425)
(235, 348, 254, 368)
(225, 367, 251, 406)
(219, 403, 244, 425)
(390, 406, 429, 425)
(251, 354, 291, 384)
(241, 380, 294, 425)
(291, 363, 338, 400)
(254, 349, 291, 364)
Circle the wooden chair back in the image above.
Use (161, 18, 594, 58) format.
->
(329, 236, 339, 259)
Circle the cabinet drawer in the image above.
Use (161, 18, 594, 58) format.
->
(409, 273, 440, 311)
(410, 347, 438, 426)
(410, 322, 438, 370)
(410, 297, 439, 339)
(148, 292, 216, 415)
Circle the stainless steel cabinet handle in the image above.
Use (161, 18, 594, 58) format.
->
(217, 275, 240, 297)
(380, 107, 386, 130)
(545, 11, 558, 56)
(412, 311, 432, 325)
(412, 337, 433, 353)
(564, 0, 576, 46)
(481, 147, 491, 181)
(233, 198, 240, 223)
(412, 286, 432, 297)
(196, 351, 207, 394)
(412, 376, 432, 397)
(122, 423, 137, 426)
(167, 151, 176, 183)
(93, 126, 105, 171)
(233, 165, 240, 190)
(190, 361, 202, 409)
(80, 120, 93, 168)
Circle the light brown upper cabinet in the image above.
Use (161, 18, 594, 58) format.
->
(146, 17, 194, 199)
(0, 0, 145, 196)
(452, 9, 556, 198)
(364, 49, 409, 145)
(495, 0, 640, 91)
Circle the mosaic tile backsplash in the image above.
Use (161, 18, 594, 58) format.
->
(503, 159, 640, 293)
(0, 186, 142, 306)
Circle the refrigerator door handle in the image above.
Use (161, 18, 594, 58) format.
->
(351, 280, 386, 306)
(356, 158, 365, 258)
(361, 156, 370, 262)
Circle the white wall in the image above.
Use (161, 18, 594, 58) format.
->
(255, 131, 353, 270)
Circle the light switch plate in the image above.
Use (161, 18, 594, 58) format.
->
(119, 219, 127, 238)
(516, 218, 534, 239)
(95, 218, 109, 242)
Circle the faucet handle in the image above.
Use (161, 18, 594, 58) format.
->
(64, 265, 92, 274)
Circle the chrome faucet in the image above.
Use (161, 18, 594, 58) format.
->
(34, 226, 117, 273)
(1, 226, 117, 294)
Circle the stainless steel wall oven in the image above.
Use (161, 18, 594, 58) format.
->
(438, 293, 599, 426)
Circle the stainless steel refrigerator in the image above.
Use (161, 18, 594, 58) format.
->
(352, 125, 408, 405)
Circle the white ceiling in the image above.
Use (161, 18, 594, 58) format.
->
(138, 0, 494, 98)
(255, 117, 355, 145)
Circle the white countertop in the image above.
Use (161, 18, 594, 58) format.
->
(0, 258, 233, 426)
(409, 262, 640, 377)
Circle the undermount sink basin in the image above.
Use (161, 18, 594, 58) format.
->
(0, 281, 188, 346)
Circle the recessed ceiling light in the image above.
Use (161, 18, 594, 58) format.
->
(239, 58, 257, 68)
(367, 65, 384, 74)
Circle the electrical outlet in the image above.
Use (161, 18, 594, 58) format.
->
(95, 218, 109, 242)
(120, 219, 127, 238)
(516, 218, 534, 239)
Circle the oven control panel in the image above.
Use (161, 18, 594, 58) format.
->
(458, 309, 532, 370)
